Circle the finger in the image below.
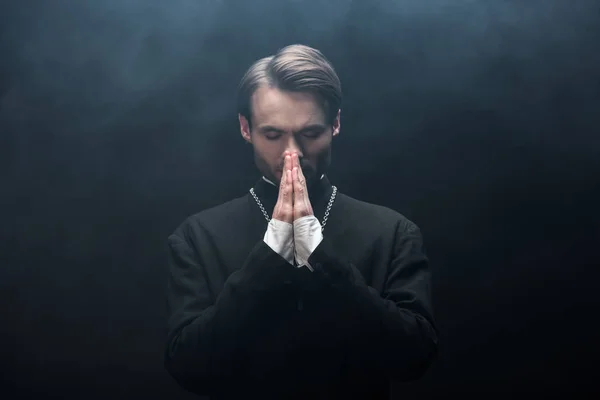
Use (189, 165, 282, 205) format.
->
(292, 167, 303, 197)
(286, 169, 293, 205)
(291, 167, 297, 206)
(284, 153, 290, 172)
(295, 163, 307, 191)
(296, 159, 305, 181)
(281, 155, 291, 185)
(293, 167, 309, 218)
(290, 153, 303, 182)
(282, 159, 287, 184)
(278, 159, 287, 196)
(277, 156, 290, 208)
(280, 169, 289, 202)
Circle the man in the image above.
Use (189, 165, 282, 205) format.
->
(164, 44, 438, 399)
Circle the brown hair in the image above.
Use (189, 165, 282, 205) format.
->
(237, 44, 342, 129)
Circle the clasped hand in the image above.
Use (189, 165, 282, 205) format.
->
(272, 151, 314, 224)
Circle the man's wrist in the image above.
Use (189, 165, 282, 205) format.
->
(293, 215, 323, 270)
(264, 219, 294, 265)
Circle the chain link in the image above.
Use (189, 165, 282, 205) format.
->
(249, 186, 338, 233)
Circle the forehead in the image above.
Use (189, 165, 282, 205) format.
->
(250, 86, 326, 129)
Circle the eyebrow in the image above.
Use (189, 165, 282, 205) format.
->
(258, 124, 327, 134)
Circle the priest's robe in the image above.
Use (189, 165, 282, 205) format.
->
(164, 175, 438, 399)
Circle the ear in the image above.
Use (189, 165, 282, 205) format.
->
(239, 114, 252, 143)
(332, 109, 341, 137)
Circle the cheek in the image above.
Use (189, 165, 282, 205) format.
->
(254, 142, 281, 167)
(303, 136, 331, 159)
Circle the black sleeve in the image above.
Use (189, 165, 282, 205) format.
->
(307, 221, 439, 381)
(164, 232, 296, 395)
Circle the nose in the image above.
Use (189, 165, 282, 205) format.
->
(284, 136, 303, 159)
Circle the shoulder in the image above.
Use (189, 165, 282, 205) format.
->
(169, 195, 249, 243)
(336, 192, 420, 234)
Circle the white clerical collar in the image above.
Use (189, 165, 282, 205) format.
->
(262, 174, 325, 187)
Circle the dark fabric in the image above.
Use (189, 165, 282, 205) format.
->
(164, 176, 438, 399)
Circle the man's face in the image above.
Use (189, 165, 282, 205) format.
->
(239, 86, 340, 186)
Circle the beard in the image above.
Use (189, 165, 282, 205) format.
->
(299, 149, 331, 189)
(300, 160, 315, 180)
(301, 163, 320, 188)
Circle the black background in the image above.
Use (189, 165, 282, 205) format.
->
(1, 0, 599, 398)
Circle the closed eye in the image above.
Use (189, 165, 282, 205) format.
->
(258, 125, 326, 140)
(302, 129, 324, 138)
(262, 129, 283, 140)
(265, 133, 281, 140)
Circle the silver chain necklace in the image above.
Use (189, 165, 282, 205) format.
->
(249, 185, 338, 232)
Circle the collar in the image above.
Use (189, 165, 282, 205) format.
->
(251, 174, 334, 221)
(261, 173, 325, 186)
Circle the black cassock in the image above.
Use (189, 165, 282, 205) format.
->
(164, 176, 438, 400)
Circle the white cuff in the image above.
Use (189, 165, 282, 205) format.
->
(263, 219, 294, 265)
(293, 215, 323, 271)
